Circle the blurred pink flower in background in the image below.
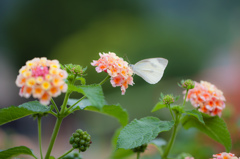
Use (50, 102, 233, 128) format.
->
(192, 42, 240, 155)
(185, 81, 226, 116)
(91, 52, 134, 95)
(16, 57, 68, 105)
(212, 152, 239, 159)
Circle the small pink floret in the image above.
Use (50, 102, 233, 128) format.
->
(32, 66, 49, 77)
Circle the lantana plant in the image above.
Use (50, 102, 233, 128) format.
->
(0, 52, 236, 159)
(0, 54, 131, 159)
(115, 79, 235, 159)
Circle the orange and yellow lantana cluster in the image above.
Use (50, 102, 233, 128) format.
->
(213, 152, 239, 159)
(185, 81, 226, 116)
(16, 57, 68, 105)
(91, 52, 134, 95)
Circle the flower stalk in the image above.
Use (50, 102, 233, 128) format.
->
(99, 75, 111, 85)
(45, 88, 72, 159)
(51, 98, 59, 114)
(183, 89, 189, 106)
(168, 104, 175, 121)
(137, 152, 140, 159)
(37, 116, 43, 159)
(162, 113, 180, 159)
(57, 148, 74, 159)
(162, 88, 189, 159)
(45, 117, 63, 159)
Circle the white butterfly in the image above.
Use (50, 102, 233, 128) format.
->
(129, 58, 168, 84)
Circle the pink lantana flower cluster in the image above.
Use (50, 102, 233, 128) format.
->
(185, 157, 194, 159)
(185, 81, 226, 116)
(91, 52, 134, 95)
(212, 152, 239, 159)
(16, 57, 68, 105)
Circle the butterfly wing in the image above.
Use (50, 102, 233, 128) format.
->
(131, 58, 168, 84)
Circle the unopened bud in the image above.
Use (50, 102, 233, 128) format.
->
(163, 94, 175, 105)
(180, 79, 195, 90)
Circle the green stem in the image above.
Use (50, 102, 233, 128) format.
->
(45, 117, 63, 159)
(183, 89, 189, 106)
(99, 75, 110, 85)
(49, 111, 57, 117)
(66, 95, 86, 112)
(37, 116, 43, 159)
(161, 88, 189, 159)
(58, 148, 74, 159)
(162, 113, 180, 159)
(168, 104, 175, 121)
(60, 74, 77, 114)
(60, 91, 72, 114)
(137, 152, 140, 159)
(51, 98, 59, 114)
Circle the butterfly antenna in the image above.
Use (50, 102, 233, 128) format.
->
(123, 54, 131, 64)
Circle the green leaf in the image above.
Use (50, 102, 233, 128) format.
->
(67, 99, 91, 110)
(177, 82, 183, 88)
(117, 117, 174, 150)
(185, 109, 204, 124)
(19, 101, 51, 113)
(111, 127, 123, 149)
(160, 93, 165, 99)
(85, 104, 128, 127)
(82, 66, 88, 74)
(111, 128, 134, 159)
(68, 84, 104, 109)
(110, 149, 134, 159)
(0, 101, 51, 126)
(0, 146, 37, 159)
(151, 102, 167, 112)
(174, 95, 180, 101)
(67, 99, 128, 127)
(110, 128, 135, 159)
(181, 113, 231, 152)
(76, 77, 86, 85)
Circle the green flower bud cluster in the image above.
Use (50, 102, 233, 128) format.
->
(62, 151, 82, 159)
(64, 64, 87, 76)
(163, 94, 175, 105)
(131, 144, 147, 153)
(69, 129, 92, 152)
(64, 64, 87, 84)
(179, 79, 195, 90)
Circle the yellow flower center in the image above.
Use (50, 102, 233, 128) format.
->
(26, 78, 36, 87)
(41, 81, 51, 90)
(36, 77, 43, 83)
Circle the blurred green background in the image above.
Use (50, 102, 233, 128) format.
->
(0, 0, 240, 158)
